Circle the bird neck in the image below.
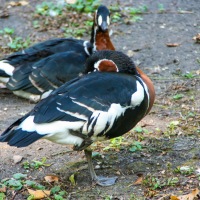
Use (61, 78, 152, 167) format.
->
(90, 25, 115, 53)
(136, 67, 155, 115)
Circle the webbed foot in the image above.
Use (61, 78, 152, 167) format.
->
(94, 176, 118, 186)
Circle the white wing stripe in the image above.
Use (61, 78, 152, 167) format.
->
(57, 107, 88, 121)
(72, 100, 96, 112)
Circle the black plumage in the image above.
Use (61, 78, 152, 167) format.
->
(0, 50, 154, 186)
(0, 5, 114, 102)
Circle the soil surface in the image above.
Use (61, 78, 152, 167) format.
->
(0, 0, 200, 199)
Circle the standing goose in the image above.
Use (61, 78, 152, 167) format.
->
(0, 5, 115, 102)
(0, 50, 155, 186)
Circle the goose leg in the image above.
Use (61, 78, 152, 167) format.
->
(84, 148, 118, 186)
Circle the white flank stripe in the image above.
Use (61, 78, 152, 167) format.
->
(83, 103, 126, 137)
(131, 81, 145, 107)
(18, 115, 85, 146)
(0, 60, 15, 76)
(57, 107, 88, 121)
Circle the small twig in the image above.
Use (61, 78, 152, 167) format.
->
(11, 191, 17, 200)
(51, 150, 74, 157)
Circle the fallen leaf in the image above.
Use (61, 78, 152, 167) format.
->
(0, 186, 6, 193)
(178, 188, 199, 200)
(170, 188, 199, 200)
(157, 194, 172, 200)
(13, 155, 23, 164)
(133, 176, 143, 185)
(19, 0, 29, 6)
(8, 1, 28, 6)
(27, 189, 50, 199)
(127, 50, 135, 57)
(44, 175, 59, 183)
(170, 196, 180, 200)
(65, 0, 77, 4)
(127, 175, 143, 187)
(193, 33, 200, 43)
(196, 70, 200, 75)
(0, 9, 9, 18)
(166, 43, 180, 47)
(69, 173, 76, 186)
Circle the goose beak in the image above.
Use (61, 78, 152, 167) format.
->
(100, 21, 108, 31)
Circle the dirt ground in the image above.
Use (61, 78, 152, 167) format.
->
(0, 0, 200, 199)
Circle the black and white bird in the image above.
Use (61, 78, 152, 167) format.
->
(0, 50, 155, 186)
(0, 5, 115, 102)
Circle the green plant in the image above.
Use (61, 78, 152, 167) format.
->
(84, 20, 93, 27)
(182, 72, 195, 79)
(22, 157, 51, 169)
(104, 195, 113, 200)
(103, 136, 124, 151)
(64, 27, 87, 38)
(131, 16, 143, 22)
(158, 3, 165, 12)
(8, 37, 31, 51)
(0, 193, 6, 200)
(0, 27, 14, 38)
(1, 173, 28, 191)
(3, 27, 15, 35)
(36, 2, 63, 16)
(164, 121, 179, 136)
(13, 173, 27, 180)
(129, 141, 142, 152)
(112, 12, 122, 23)
(51, 185, 67, 200)
(174, 166, 194, 175)
(173, 93, 184, 100)
(143, 175, 179, 190)
(33, 20, 40, 29)
(128, 5, 148, 22)
(3, 179, 23, 190)
(129, 5, 148, 15)
(133, 126, 149, 134)
(25, 180, 45, 190)
(27, 195, 35, 200)
(66, 0, 100, 13)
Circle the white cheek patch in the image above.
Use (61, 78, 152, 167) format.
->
(107, 16, 110, 25)
(98, 15, 103, 26)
